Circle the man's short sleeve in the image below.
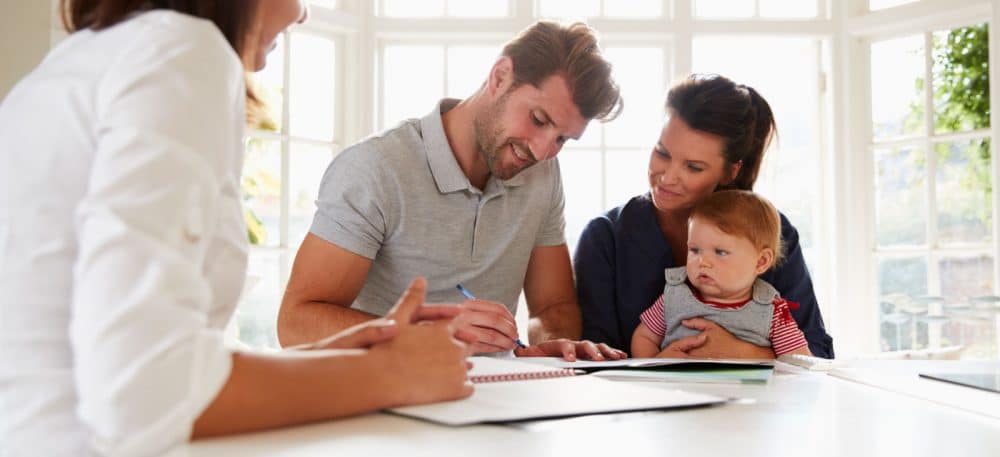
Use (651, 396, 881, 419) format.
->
(535, 159, 567, 247)
(309, 146, 391, 259)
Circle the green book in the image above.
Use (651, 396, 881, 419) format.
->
(591, 365, 773, 384)
(518, 357, 775, 385)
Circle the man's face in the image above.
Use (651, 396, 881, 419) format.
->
(473, 74, 588, 180)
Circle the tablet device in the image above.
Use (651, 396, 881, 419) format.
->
(919, 371, 1000, 394)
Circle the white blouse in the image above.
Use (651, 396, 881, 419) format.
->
(0, 11, 248, 456)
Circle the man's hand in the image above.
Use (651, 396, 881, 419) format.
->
(450, 299, 520, 354)
(514, 339, 627, 361)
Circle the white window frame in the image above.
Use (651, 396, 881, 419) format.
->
(837, 0, 1000, 355)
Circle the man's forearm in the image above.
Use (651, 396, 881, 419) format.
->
(277, 301, 378, 347)
(527, 301, 581, 343)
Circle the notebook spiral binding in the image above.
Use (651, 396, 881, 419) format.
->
(471, 368, 579, 384)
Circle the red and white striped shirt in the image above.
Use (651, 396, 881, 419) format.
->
(639, 284, 808, 356)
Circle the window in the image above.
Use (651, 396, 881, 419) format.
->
(693, 0, 823, 19)
(324, 0, 836, 340)
(692, 36, 827, 298)
(869, 23, 995, 358)
(538, 0, 664, 18)
(379, 0, 509, 17)
(561, 45, 668, 250)
(235, 29, 340, 349)
(869, 0, 919, 11)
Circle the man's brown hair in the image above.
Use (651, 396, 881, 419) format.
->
(501, 21, 623, 122)
(691, 190, 783, 269)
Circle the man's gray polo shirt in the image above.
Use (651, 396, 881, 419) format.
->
(309, 99, 567, 316)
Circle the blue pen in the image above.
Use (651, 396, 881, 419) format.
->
(455, 283, 527, 349)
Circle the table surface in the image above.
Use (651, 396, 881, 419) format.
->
(180, 360, 1000, 457)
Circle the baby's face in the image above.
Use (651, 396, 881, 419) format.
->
(686, 217, 771, 303)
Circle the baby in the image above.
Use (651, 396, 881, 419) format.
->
(631, 190, 811, 358)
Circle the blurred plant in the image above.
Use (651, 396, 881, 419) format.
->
(242, 75, 283, 245)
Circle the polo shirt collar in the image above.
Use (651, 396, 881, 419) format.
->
(421, 99, 528, 195)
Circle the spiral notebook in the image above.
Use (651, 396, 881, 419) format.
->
(390, 356, 727, 425)
(469, 356, 581, 383)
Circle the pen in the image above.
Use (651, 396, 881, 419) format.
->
(455, 283, 527, 349)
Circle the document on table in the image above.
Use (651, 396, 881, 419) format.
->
(389, 358, 727, 425)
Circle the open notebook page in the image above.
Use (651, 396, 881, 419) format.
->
(389, 373, 726, 425)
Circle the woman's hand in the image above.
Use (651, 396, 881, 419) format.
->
(514, 339, 627, 361)
(369, 277, 474, 405)
(677, 318, 775, 359)
(295, 284, 472, 352)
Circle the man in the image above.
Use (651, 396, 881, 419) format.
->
(278, 21, 625, 360)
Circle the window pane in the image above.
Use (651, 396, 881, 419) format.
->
(539, 0, 600, 18)
(235, 250, 287, 349)
(242, 139, 282, 247)
(447, 0, 508, 17)
(694, 0, 754, 18)
(874, 145, 926, 246)
(693, 37, 821, 251)
(759, 0, 818, 18)
(940, 255, 995, 303)
(604, 149, 650, 209)
(604, 0, 663, 18)
(447, 45, 501, 99)
(382, 45, 444, 128)
(603, 47, 665, 148)
(249, 34, 284, 132)
(935, 139, 992, 245)
(939, 254, 996, 358)
(310, 0, 337, 9)
(289, 142, 334, 248)
(877, 257, 928, 351)
(933, 24, 990, 134)
(382, 0, 444, 17)
(290, 33, 335, 141)
(560, 149, 603, 252)
(871, 35, 925, 139)
(869, 0, 918, 11)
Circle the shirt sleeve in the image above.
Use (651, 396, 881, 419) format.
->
(638, 296, 667, 339)
(762, 214, 835, 358)
(574, 216, 625, 349)
(308, 144, 391, 259)
(768, 300, 809, 356)
(69, 20, 241, 457)
(534, 158, 567, 247)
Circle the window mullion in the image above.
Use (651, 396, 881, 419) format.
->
(923, 31, 939, 296)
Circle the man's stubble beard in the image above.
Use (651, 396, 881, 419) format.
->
(473, 91, 521, 180)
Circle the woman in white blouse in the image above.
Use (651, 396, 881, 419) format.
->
(0, 1, 473, 455)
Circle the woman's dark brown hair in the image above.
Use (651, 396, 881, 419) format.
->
(60, 0, 264, 123)
(666, 73, 777, 191)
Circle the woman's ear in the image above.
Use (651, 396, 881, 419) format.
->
(486, 56, 514, 99)
(725, 160, 743, 185)
(755, 247, 774, 275)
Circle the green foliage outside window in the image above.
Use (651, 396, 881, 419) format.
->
(898, 24, 992, 237)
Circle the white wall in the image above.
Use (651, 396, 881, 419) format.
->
(0, 0, 54, 99)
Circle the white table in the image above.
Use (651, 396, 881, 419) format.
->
(182, 360, 1000, 457)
